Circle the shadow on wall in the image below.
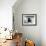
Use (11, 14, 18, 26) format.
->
(12, 0, 24, 10)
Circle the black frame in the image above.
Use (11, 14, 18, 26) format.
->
(22, 14, 37, 26)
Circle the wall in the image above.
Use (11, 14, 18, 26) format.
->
(0, 0, 16, 30)
(13, 0, 41, 46)
(41, 0, 46, 46)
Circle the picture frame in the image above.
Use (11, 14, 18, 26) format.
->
(22, 14, 37, 26)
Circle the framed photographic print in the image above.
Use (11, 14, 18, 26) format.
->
(22, 14, 37, 26)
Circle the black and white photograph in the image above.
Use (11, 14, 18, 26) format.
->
(22, 14, 37, 26)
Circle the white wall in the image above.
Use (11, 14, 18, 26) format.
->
(0, 0, 16, 30)
(41, 0, 46, 46)
(13, 0, 41, 46)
